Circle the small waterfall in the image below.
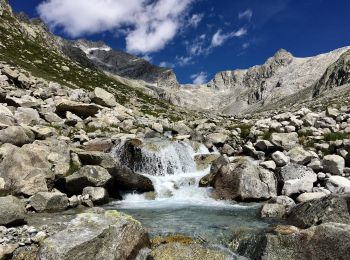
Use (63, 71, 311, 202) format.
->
(112, 138, 218, 204)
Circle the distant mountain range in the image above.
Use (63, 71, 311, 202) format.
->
(1, 0, 350, 115)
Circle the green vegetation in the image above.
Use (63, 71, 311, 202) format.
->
(324, 132, 350, 142)
(0, 11, 190, 121)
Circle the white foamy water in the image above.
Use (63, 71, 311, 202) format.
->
(112, 138, 234, 207)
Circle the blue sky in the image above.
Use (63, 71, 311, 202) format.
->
(9, 0, 350, 84)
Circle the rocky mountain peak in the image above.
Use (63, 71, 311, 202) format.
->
(266, 48, 294, 67)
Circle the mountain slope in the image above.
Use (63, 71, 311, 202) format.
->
(171, 47, 350, 115)
(0, 0, 190, 120)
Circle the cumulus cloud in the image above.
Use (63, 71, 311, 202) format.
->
(191, 72, 208, 84)
(37, 0, 194, 54)
(211, 28, 247, 47)
(238, 9, 253, 20)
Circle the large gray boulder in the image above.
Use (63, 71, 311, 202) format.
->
(270, 132, 299, 151)
(37, 210, 150, 260)
(322, 154, 345, 175)
(56, 99, 101, 118)
(0, 126, 34, 146)
(29, 191, 69, 212)
(65, 165, 112, 195)
(278, 163, 317, 197)
(288, 194, 350, 228)
(91, 87, 117, 108)
(76, 151, 154, 193)
(262, 223, 350, 260)
(211, 157, 277, 201)
(287, 146, 316, 165)
(0, 196, 26, 226)
(14, 107, 40, 125)
(0, 144, 54, 196)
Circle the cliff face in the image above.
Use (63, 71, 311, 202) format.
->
(313, 50, 350, 97)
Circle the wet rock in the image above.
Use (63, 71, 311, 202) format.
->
(37, 210, 150, 260)
(261, 203, 286, 218)
(82, 187, 109, 205)
(0, 196, 26, 226)
(150, 242, 232, 260)
(262, 223, 350, 260)
(91, 87, 117, 108)
(288, 194, 350, 228)
(29, 191, 69, 212)
(65, 165, 112, 195)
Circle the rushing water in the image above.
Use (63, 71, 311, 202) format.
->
(108, 138, 274, 250)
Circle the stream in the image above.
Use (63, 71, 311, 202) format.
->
(105, 138, 276, 257)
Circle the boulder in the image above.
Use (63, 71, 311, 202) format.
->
(325, 176, 350, 193)
(0, 126, 34, 146)
(296, 192, 327, 203)
(111, 164, 154, 193)
(255, 140, 275, 153)
(0, 104, 13, 116)
(271, 151, 289, 167)
(288, 194, 350, 228)
(91, 87, 117, 108)
(262, 223, 350, 260)
(0, 196, 26, 226)
(76, 151, 154, 193)
(205, 133, 228, 145)
(260, 160, 276, 171)
(278, 164, 317, 197)
(65, 165, 112, 195)
(82, 187, 109, 205)
(37, 210, 150, 260)
(14, 107, 40, 125)
(0, 144, 54, 196)
(270, 132, 299, 151)
(322, 154, 345, 175)
(150, 242, 232, 260)
(0, 244, 18, 260)
(56, 99, 101, 118)
(287, 146, 316, 165)
(29, 191, 69, 212)
(261, 203, 286, 218)
(211, 157, 277, 201)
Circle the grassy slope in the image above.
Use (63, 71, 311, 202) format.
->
(0, 7, 192, 121)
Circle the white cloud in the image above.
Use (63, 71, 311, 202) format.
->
(189, 13, 204, 27)
(239, 9, 253, 20)
(176, 56, 194, 66)
(37, 0, 194, 54)
(211, 28, 247, 47)
(191, 72, 208, 84)
(159, 61, 175, 68)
